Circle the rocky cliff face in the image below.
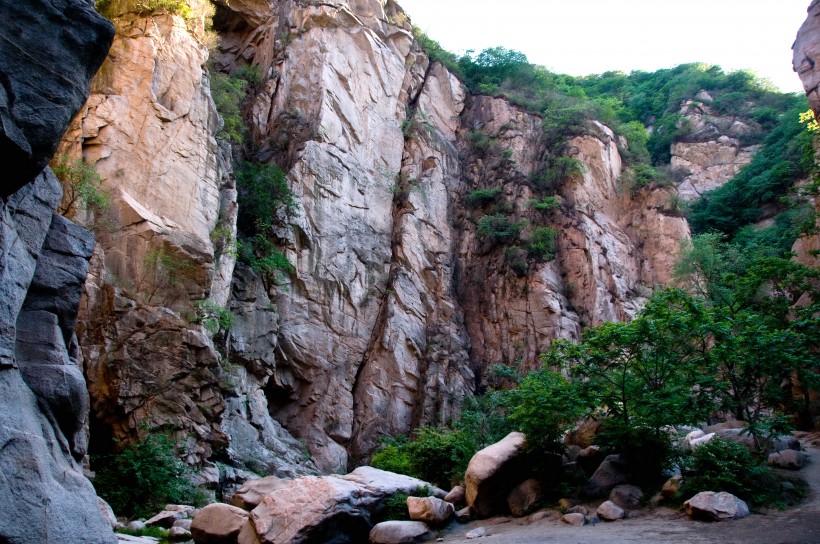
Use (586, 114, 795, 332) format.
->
(793, 0, 820, 268)
(671, 93, 761, 201)
(0, 0, 116, 542)
(62, 0, 758, 484)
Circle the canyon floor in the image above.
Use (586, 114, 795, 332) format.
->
(440, 444, 820, 544)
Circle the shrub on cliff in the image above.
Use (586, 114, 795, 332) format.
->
(94, 433, 198, 518)
(476, 214, 525, 243)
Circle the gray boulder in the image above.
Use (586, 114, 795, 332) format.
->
(767, 449, 809, 469)
(585, 454, 629, 497)
(684, 491, 749, 521)
(596, 500, 625, 521)
(369, 521, 434, 543)
(444, 485, 466, 505)
(609, 484, 643, 508)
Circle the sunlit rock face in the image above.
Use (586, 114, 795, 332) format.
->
(64, 0, 700, 478)
(793, 0, 820, 268)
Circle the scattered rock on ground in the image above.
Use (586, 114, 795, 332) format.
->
(369, 521, 434, 543)
(684, 491, 750, 521)
(465, 432, 529, 517)
(173, 519, 193, 530)
(191, 503, 251, 543)
(465, 527, 488, 539)
(610, 484, 643, 508)
(526, 510, 555, 523)
(444, 486, 466, 505)
(716, 429, 799, 452)
(507, 479, 543, 517)
(683, 430, 706, 450)
(597, 500, 625, 521)
(585, 455, 628, 497)
(768, 449, 809, 469)
(567, 505, 587, 515)
(407, 496, 454, 526)
(561, 512, 586, 526)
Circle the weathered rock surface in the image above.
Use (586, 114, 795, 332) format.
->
(0, 0, 117, 542)
(465, 432, 528, 517)
(248, 467, 438, 543)
(445, 485, 466, 505)
(684, 491, 749, 521)
(369, 521, 434, 544)
(407, 496, 454, 526)
(671, 97, 760, 201)
(230, 476, 288, 511)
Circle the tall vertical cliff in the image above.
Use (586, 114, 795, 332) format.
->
(60, 0, 781, 485)
(0, 0, 117, 542)
(793, 0, 820, 267)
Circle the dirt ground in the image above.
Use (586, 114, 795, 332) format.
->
(440, 440, 820, 544)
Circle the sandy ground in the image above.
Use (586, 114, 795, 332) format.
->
(439, 443, 820, 544)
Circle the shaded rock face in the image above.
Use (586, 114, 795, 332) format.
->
(793, 0, 820, 270)
(0, 0, 116, 541)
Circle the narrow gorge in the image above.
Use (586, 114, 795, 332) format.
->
(1, 0, 818, 542)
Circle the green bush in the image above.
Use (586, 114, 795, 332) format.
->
(466, 187, 503, 207)
(476, 214, 525, 243)
(236, 162, 296, 232)
(191, 299, 234, 336)
(52, 156, 109, 218)
(238, 235, 295, 282)
(527, 226, 559, 261)
(211, 71, 249, 143)
(531, 156, 583, 191)
(681, 438, 779, 506)
(527, 196, 560, 212)
(94, 433, 198, 518)
(371, 428, 478, 489)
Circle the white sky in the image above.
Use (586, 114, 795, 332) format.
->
(398, 0, 810, 94)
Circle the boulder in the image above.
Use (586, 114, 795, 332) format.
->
(444, 485, 466, 505)
(249, 467, 438, 543)
(683, 430, 705, 450)
(526, 510, 555, 523)
(684, 491, 749, 521)
(768, 449, 809, 469)
(173, 519, 193, 530)
(561, 513, 586, 526)
(230, 476, 288, 510)
(507, 479, 543, 517)
(369, 521, 434, 543)
(689, 433, 716, 449)
(126, 520, 146, 532)
(585, 454, 628, 497)
(596, 501, 625, 521)
(191, 503, 251, 543)
(564, 417, 603, 448)
(609, 485, 643, 508)
(465, 432, 529, 517)
(567, 505, 587, 515)
(406, 496, 454, 526)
